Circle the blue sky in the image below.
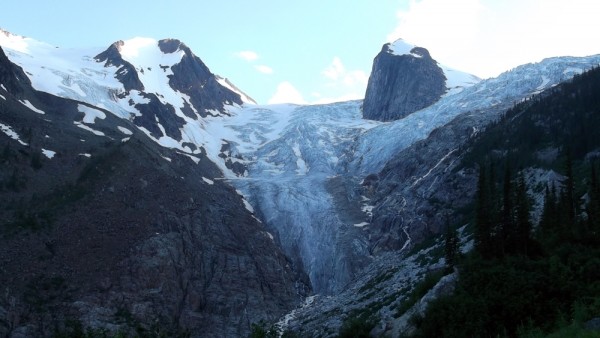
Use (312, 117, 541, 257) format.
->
(1, 1, 599, 104)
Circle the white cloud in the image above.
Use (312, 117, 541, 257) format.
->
(254, 64, 274, 74)
(315, 57, 369, 104)
(235, 50, 259, 62)
(322, 57, 368, 86)
(323, 57, 345, 80)
(268, 81, 306, 104)
(387, 0, 600, 78)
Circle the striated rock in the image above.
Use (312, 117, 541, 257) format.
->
(362, 40, 447, 121)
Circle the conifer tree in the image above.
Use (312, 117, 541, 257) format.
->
(515, 173, 531, 255)
(500, 165, 513, 255)
(475, 164, 492, 258)
(563, 152, 576, 224)
(539, 184, 557, 241)
(444, 223, 460, 273)
(586, 162, 600, 242)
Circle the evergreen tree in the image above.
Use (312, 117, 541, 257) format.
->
(555, 153, 576, 239)
(515, 173, 531, 255)
(563, 151, 576, 224)
(539, 184, 558, 241)
(585, 161, 600, 243)
(500, 165, 514, 255)
(444, 224, 460, 273)
(475, 165, 492, 258)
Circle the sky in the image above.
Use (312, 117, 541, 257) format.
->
(1, 0, 599, 105)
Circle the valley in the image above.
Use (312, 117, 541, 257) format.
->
(1, 28, 599, 337)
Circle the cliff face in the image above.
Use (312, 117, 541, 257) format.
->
(362, 41, 447, 121)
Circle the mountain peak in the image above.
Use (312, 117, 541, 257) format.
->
(158, 38, 186, 54)
(385, 38, 430, 59)
(363, 39, 480, 121)
(0, 28, 35, 54)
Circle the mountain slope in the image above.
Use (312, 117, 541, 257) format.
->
(0, 44, 301, 337)
(277, 58, 600, 338)
(409, 65, 600, 338)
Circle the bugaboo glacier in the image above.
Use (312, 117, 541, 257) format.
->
(1, 28, 600, 336)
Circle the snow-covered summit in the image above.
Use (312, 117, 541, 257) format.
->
(386, 38, 422, 58)
(385, 38, 481, 91)
(0, 28, 42, 54)
(0, 29, 254, 169)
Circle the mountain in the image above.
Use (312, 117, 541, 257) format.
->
(277, 59, 600, 337)
(1, 28, 600, 337)
(0, 33, 301, 337)
(362, 39, 480, 121)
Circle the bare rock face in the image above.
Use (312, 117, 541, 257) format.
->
(362, 41, 447, 121)
(0, 46, 30, 96)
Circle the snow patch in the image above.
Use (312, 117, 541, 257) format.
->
(0, 84, 7, 91)
(179, 152, 200, 164)
(0, 94, 5, 100)
(74, 121, 104, 136)
(354, 222, 369, 227)
(117, 126, 133, 135)
(41, 148, 56, 159)
(78, 153, 91, 157)
(292, 143, 308, 175)
(441, 65, 481, 90)
(78, 104, 105, 123)
(20, 100, 45, 114)
(202, 177, 214, 185)
(0, 122, 28, 145)
(216, 76, 257, 105)
(535, 75, 550, 91)
(361, 204, 374, 218)
(277, 295, 318, 335)
(388, 39, 418, 57)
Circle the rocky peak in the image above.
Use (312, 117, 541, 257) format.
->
(158, 38, 184, 54)
(362, 40, 447, 121)
(165, 40, 245, 116)
(94, 41, 144, 92)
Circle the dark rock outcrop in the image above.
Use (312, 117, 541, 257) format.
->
(95, 41, 144, 93)
(0, 46, 31, 96)
(132, 93, 186, 140)
(161, 39, 244, 117)
(362, 42, 446, 121)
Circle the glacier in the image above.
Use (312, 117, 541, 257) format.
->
(204, 101, 382, 292)
(202, 55, 600, 293)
